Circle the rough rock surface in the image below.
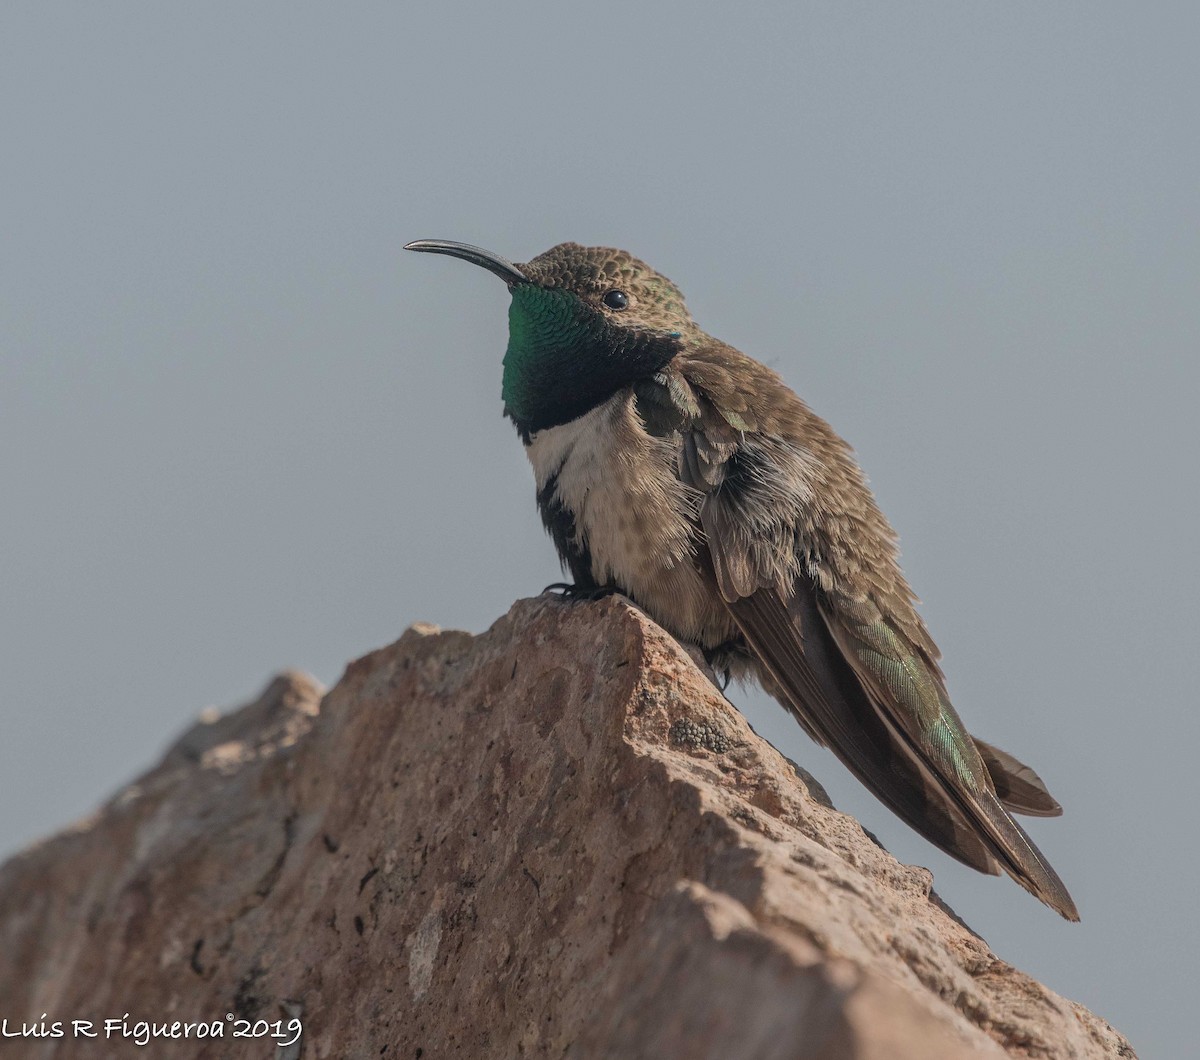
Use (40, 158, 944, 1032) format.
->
(0, 597, 1135, 1059)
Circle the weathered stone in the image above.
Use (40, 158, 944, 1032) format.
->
(0, 597, 1135, 1058)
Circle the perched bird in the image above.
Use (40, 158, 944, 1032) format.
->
(405, 238, 1078, 920)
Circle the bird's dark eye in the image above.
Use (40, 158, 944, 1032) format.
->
(603, 290, 629, 310)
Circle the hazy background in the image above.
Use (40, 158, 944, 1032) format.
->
(2, 3, 1194, 1054)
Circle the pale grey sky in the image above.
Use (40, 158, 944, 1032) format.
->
(1, 3, 1194, 1054)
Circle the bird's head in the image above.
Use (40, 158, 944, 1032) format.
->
(405, 239, 697, 436)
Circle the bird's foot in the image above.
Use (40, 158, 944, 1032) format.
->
(542, 582, 621, 602)
(703, 638, 751, 693)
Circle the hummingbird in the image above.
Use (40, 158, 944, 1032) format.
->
(405, 238, 1078, 920)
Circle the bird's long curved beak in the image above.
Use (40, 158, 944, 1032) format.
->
(404, 239, 528, 286)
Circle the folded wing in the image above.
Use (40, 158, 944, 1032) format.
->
(670, 367, 1077, 920)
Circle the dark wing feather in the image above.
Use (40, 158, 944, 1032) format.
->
(818, 602, 1077, 918)
(724, 582, 1002, 876)
(670, 359, 1077, 919)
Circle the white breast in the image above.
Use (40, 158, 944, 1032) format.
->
(524, 391, 736, 648)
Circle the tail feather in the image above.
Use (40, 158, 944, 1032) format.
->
(975, 738, 1064, 818)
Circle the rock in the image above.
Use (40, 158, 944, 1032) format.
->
(0, 597, 1135, 1059)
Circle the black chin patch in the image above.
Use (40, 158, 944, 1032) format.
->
(507, 327, 682, 437)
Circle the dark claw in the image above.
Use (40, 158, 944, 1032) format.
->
(542, 582, 621, 602)
(703, 640, 743, 693)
